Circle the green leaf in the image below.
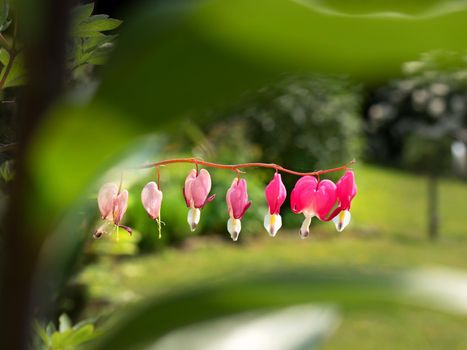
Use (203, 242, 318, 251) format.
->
(66, 324, 99, 346)
(33, 322, 50, 346)
(82, 34, 116, 53)
(70, 35, 117, 68)
(87, 44, 114, 65)
(71, 2, 94, 23)
(0, 51, 26, 88)
(45, 322, 56, 338)
(73, 16, 122, 38)
(0, 18, 11, 32)
(50, 329, 71, 348)
(0, 47, 8, 66)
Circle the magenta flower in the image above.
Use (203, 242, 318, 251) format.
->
(141, 181, 163, 220)
(290, 176, 337, 239)
(264, 173, 287, 237)
(183, 169, 215, 231)
(96, 182, 131, 237)
(226, 178, 251, 241)
(330, 170, 357, 232)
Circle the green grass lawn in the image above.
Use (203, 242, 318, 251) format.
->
(78, 164, 467, 349)
(351, 164, 467, 239)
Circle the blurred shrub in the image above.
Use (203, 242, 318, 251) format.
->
(242, 75, 363, 176)
(366, 51, 467, 176)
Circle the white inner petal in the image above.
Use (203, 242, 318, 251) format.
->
(300, 215, 313, 239)
(188, 208, 201, 231)
(332, 210, 351, 232)
(264, 214, 282, 237)
(227, 218, 242, 241)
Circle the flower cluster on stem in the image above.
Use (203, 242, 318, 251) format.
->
(95, 159, 356, 241)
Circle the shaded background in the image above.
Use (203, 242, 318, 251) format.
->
(1, 0, 467, 349)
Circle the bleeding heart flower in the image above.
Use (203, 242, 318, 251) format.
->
(112, 190, 128, 225)
(290, 176, 337, 239)
(96, 182, 131, 237)
(98, 183, 118, 220)
(330, 170, 357, 232)
(141, 181, 163, 220)
(183, 169, 215, 231)
(264, 172, 287, 237)
(226, 178, 251, 241)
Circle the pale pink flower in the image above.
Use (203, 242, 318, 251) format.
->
(226, 178, 251, 241)
(96, 182, 131, 237)
(183, 169, 215, 231)
(141, 181, 163, 220)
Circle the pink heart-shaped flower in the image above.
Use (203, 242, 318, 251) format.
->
(290, 176, 337, 220)
(141, 181, 163, 220)
(265, 173, 287, 215)
(183, 169, 215, 208)
(226, 178, 251, 219)
(336, 170, 357, 210)
(97, 183, 118, 220)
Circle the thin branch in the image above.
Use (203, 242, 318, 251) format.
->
(137, 158, 356, 177)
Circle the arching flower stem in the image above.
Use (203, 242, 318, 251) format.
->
(137, 158, 356, 176)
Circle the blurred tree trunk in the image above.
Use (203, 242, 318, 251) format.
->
(0, 0, 70, 349)
(427, 171, 439, 240)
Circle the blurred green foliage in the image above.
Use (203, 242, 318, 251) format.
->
(10, 0, 467, 349)
(34, 313, 99, 350)
(367, 50, 467, 175)
(69, 3, 121, 82)
(0, 2, 121, 89)
(243, 76, 362, 172)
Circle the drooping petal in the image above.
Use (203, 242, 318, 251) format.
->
(191, 169, 213, 208)
(183, 169, 197, 207)
(112, 190, 128, 225)
(141, 181, 163, 220)
(118, 224, 133, 235)
(97, 183, 118, 220)
(187, 207, 201, 231)
(263, 213, 282, 237)
(336, 171, 357, 210)
(314, 180, 338, 220)
(227, 217, 241, 241)
(226, 178, 251, 219)
(332, 210, 351, 232)
(265, 173, 287, 214)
